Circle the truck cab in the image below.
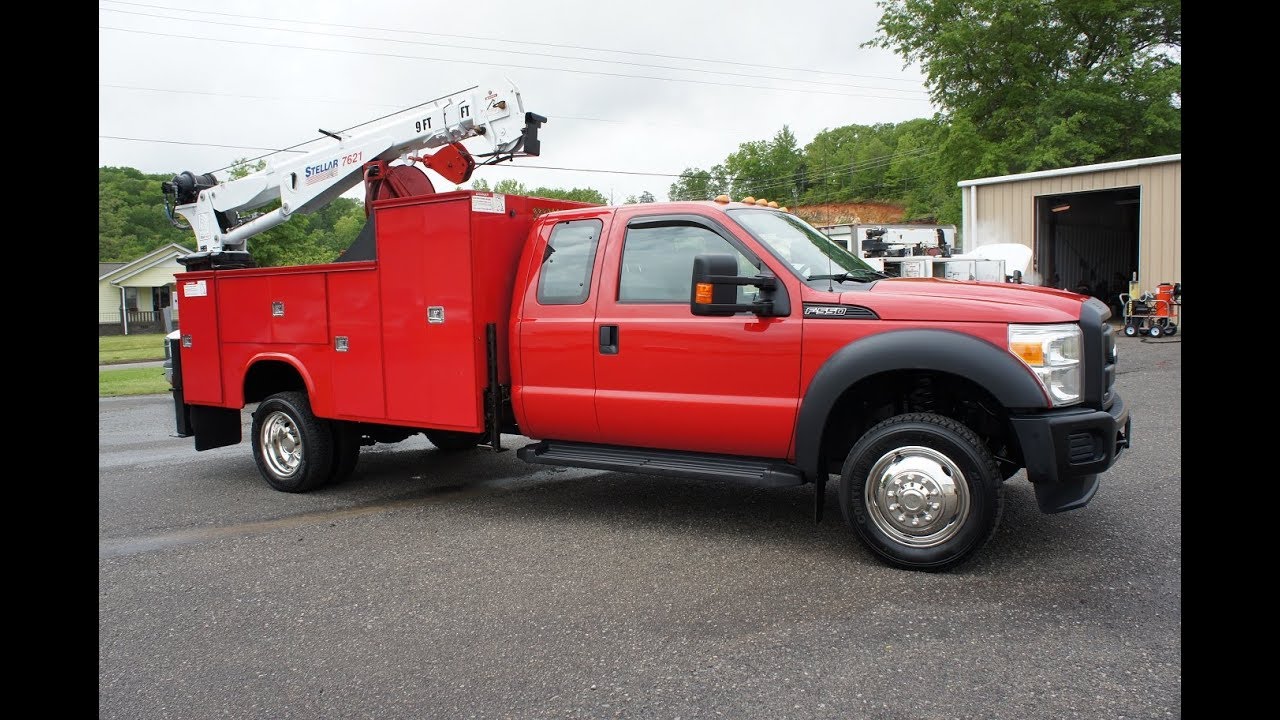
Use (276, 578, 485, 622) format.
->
(509, 196, 1129, 569)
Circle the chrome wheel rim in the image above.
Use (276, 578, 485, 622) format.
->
(864, 445, 970, 548)
(261, 411, 302, 478)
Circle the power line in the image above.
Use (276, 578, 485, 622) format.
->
(99, 83, 758, 134)
(100, 82, 403, 109)
(101, 133, 947, 211)
(99, 0, 926, 85)
(99, 135, 307, 153)
(105, 86, 475, 174)
(100, 6, 928, 96)
(101, 129, 940, 206)
(204, 85, 477, 173)
(97, 26, 934, 103)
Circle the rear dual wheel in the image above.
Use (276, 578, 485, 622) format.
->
(251, 391, 360, 492)
(839, 413, 1004, 571)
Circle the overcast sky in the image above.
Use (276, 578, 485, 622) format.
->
(98, 0, 935, 203)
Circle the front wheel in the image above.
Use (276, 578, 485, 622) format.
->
(839, 413, 1004, 571)
(251, 391, 334, 493)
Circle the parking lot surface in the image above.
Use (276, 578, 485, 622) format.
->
(99, 337, 1181, 719)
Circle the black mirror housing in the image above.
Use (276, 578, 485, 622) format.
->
(690, 253, 781, 316)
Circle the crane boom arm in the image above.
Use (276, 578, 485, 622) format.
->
(164, 82, 543, 259)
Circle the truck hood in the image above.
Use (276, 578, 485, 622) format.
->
(843, 278, 1085, 323)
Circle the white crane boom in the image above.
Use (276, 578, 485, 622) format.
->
(163, 81, 544, 265)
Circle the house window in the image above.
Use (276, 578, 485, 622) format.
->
(124, 287, 139, 312)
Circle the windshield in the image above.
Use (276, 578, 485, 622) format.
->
(726, 208, 880, 284)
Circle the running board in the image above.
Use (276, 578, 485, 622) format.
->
(517, 441, 805, 488)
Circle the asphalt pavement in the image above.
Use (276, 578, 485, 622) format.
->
(99, 336, 1181, 719)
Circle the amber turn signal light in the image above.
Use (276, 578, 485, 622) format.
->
(1010, 341, 1045, 366)
(695, 283, 714, 304)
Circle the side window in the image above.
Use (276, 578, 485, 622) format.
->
(537, 219, 602, 305)
(619, 224, 758, 303)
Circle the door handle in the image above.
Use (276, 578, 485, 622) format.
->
(599, 325, 619, 355)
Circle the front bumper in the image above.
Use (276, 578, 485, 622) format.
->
(1010, 394, 1131, 513)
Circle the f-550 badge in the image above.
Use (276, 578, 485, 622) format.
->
(802, 304, 877, 319)
(805, 305, 850, 317)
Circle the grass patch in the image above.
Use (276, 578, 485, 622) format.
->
(99, 333, 167, 364)
(100, 366, 169, 397)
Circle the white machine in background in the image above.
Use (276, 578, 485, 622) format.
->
(880, 243, 1032, 283)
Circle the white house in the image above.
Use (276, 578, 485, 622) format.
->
(98, 243, 193, 334)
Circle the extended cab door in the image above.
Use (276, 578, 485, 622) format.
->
(591, 211, 803, 458)
(514, 212, 612, 442)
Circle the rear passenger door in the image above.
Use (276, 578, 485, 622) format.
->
(591, 213, 802, 459)
(515, 214, 610, 442)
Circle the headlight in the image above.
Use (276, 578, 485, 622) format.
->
(1008, 323, 1082, 407)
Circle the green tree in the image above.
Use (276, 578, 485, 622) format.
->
(99, 162, 372, 267)
(724, 126, 805, 204)
(227, 157, 267, 180)
(623, 191, 656, 204)
(493, 178, 528, 195)
(529, 186, 607, 204)
(467, 177, 607, 204)
(868, 0, 1180, 174)
(668, 165, 730, 201)
(99, 166, 195, 261)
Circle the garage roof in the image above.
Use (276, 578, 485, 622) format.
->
(957, 154, 1181, 188)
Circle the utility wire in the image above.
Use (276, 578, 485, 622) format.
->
(97, 134, 933, 195)
(97, 26, 933, 103)
(204, 86, 477, 173)
(100, 83, 758, 134)
(99, 0, 926, 84)
(99, 135, 307, 153)
(100, 82, 404, 109)
(100, 6, 927, 96)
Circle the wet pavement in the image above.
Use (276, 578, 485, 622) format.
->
(99, 337, 1181, 719)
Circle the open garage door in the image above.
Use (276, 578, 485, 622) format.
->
(1035, 187, 1139, 317)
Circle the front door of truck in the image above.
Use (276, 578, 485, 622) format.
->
(591, 212, 803, 458)
(515, 214, 611, 442)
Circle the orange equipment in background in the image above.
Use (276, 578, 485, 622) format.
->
(1120, 282, 1181, 338)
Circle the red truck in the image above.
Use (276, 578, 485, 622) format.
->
(162, 85, 1130, 570)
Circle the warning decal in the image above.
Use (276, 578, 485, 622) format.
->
(471, 193, 507, 214)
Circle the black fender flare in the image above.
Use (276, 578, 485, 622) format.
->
(794, 329, 1048, 481)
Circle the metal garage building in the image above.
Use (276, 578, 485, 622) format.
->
(958, 154, 1181, 313)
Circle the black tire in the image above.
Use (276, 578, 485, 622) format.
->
(250, 391, 334, 493)
(1147, 324, 1163, 338)
(839, 413, 1004, 571)
(1165, 323, 1177, 336)
(425, 430, 486, 452)
(1123, 324, 1137, 337)
(328, 421, 362, 486)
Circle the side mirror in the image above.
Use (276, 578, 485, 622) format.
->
(690, 253, 779, 316)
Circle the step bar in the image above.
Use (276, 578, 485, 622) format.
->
(517, 440, 805, 488)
